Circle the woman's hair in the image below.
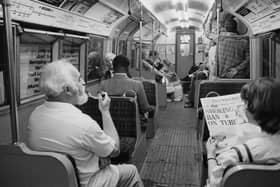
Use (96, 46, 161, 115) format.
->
(240, 78, 280, 134)
(40, 59, 79, 97)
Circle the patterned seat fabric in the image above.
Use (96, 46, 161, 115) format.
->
(142, 81, 157, 106)
(197, 80, 249, 107)
(78, 96, 138, 163)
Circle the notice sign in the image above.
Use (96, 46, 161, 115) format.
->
(201, 93, 248, 137)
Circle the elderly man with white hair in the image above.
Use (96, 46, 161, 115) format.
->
(27, 59, 144, 187)
(103, 52, 116, 79)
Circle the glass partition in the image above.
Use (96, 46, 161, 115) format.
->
(19, 31, 55, 100)
(20, 44, 52, 99)
(86, 36, 104, 82)
(217, 35, 250, 79)
(0, 25, 9, 106)
(60, 37, 82, 70)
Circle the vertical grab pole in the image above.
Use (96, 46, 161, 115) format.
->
(2, 0, 20, 143)
(139, 1, 143, 78)
(216, 0, 221, 77)
(152, 20, 154, 55)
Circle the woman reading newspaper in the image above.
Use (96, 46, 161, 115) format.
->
(206, 78, 280, 187)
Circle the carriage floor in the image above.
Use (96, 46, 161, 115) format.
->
(140, 101, 201, 187)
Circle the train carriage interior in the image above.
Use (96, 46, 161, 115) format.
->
(1, 0, 280, 186)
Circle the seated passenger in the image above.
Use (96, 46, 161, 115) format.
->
(147, 50, 164, 83)
(206, 78, 280, 187)
(87, 51, 103, 80)
(184, 63, 209, 108)
(100, 55, 154, 115)
(27, 59, 144, 187)
(103, 52, 116, 80)
(142, 51, 164, 80)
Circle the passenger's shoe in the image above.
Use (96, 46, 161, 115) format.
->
(184, 102, 193, 108)
(167, 98, 172, 102)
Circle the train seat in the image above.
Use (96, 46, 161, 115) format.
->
(78, 96, 144, 164)
(142, 79, 159, 138)
(196, 79, 250, 141)
(0, 142, 79, 187)
(195, 79, 250, 109)
(222, 163, 280, 187)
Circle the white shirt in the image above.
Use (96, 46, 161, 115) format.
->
(27, 101, 119, 187)
(208, 131, 280, 187)
(208, 45, 217, 80)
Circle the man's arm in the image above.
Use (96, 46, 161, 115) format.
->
(98, 92, 120, 157)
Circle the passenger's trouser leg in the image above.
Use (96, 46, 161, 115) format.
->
(187, 76, 196, 104)
(116, 164, 144, 187)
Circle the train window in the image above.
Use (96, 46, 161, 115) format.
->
(86, 36, 104, 82)
(275, 33, 280, 79)
(59, 37, 82, 70)
(19, 30, 58, 100)
(260, 33, 278, 78)
(118, 40, 127, 56)
(0, 26, 9, 106)
(217, 35, 250, 79)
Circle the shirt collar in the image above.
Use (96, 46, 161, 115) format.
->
(44, 101, 82, 113)
(220, 32, 238, 36)
(113, 73, 129, 78)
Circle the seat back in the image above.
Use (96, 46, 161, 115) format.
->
(0, 143, 79, 187)
(78, 97, 102, 128)
(78, 96, 141, 163)
(196, 79, 249, 108)
(142, 79, 158, 106)
(222, 163, 280, 187)
(142, 79, 159, 138)
(79, 96, 140, 139)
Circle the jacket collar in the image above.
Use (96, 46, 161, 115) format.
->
(113, 73, 129, 79)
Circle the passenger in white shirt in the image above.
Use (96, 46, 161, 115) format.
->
(27, 59, 143, 187)
(208, 40, 217, 80)
(206, 78, 280, 187)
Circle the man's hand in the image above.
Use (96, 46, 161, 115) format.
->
(228, 68, 238, 78)
(206, 137, 219, 157)
(98, 92, 110, 112)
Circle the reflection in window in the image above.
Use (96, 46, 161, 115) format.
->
(87, 36, 104, 81)
(217, 35, 250, 79)
(61, 39, 80, 70)
(20, 44, 52, 99)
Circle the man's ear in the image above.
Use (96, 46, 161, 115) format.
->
(63, 85, 73, 96)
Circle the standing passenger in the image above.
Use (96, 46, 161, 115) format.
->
(208, 40, 217, 80)
(27, 59, 143, 187)
(218, 17, 249, 79)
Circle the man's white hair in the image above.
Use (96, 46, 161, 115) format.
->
(39, 59, 79, 97)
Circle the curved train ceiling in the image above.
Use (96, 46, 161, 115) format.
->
(0, 0, 212, 37)
(140, 0, 215, 31)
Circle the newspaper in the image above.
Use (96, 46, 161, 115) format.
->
(200, 93, 254, 150)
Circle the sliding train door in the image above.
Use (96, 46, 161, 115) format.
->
(175, 29, 195, 79)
